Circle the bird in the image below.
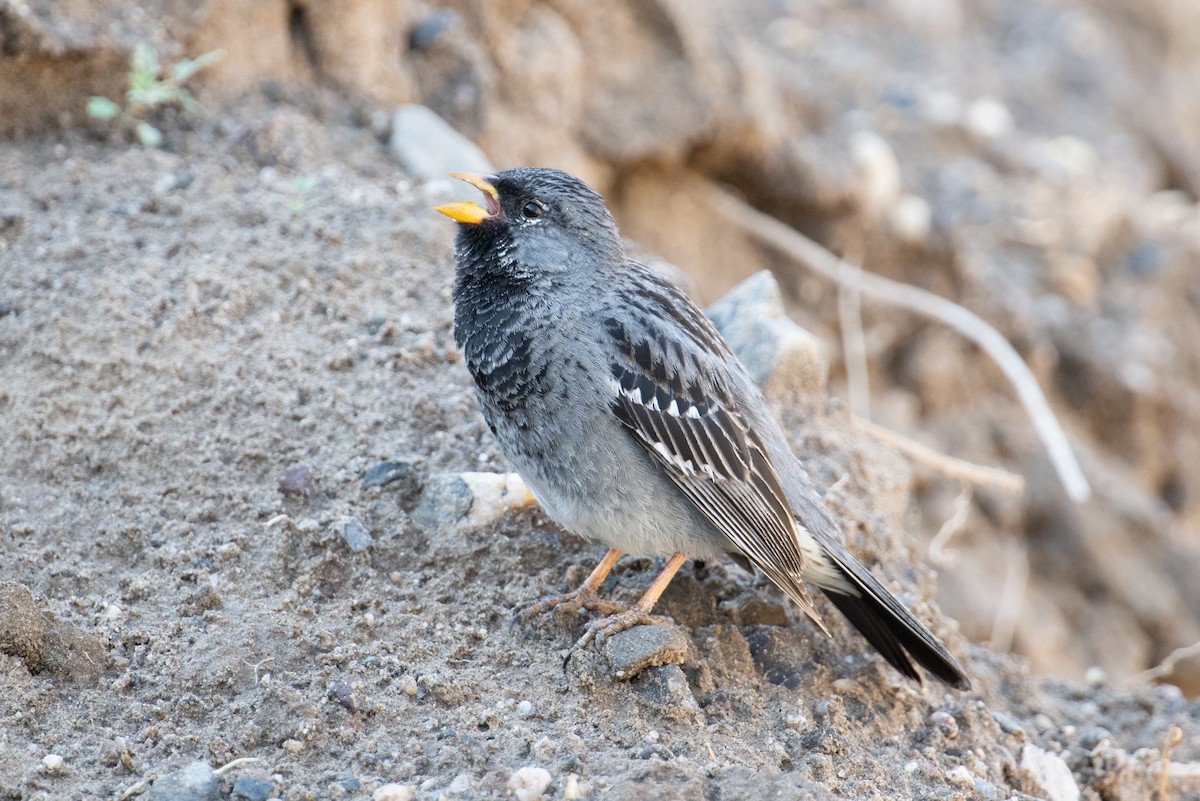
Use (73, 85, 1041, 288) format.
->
(435, 168, 969, 689)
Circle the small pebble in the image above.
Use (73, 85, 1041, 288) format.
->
(278, 464, 314, 497)
(147, 761, 219, 801)
(946, 766, 974, 786)
(232, 775, 275, 801)
(507, 766, 552, 801)
(849, 130, 901, 216)
(890, 193, 933, 244)
(399, 674, 419, 697)
(41, 754, 64, 774)
(1084, 666, 1106, 687)
(562, 773, 582, 800)
(281, 739, 303, 754)
(930, 710, 959, 739)
(515, 700, 534, 718)
(361, 459, 416, 489)
(339, 517, 373, 553)
(327, 680, 356, 712)
(372, 784, 415, 801)
(445, 773, 471, 794)
(964, 96, 1014, 140)
(991, 710, 1026, 736)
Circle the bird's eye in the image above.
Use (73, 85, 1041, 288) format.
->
(521, 200, 544, 219)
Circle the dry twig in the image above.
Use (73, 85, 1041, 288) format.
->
(1122, 639, 1200, 687)
(928, 485, 973, 567)
(989, 538, 1029, 652)
(710, 187, 1091, 503)
(854, 417, 1025, 496)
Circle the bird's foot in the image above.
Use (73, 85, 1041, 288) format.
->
(563, 606, 672, 667)
(509, 586, 626, 633)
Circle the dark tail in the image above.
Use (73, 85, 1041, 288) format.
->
(820, 543, 970, 689)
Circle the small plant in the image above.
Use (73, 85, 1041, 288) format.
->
(87, 43, 223, 147)
(272, 174, 322, 215)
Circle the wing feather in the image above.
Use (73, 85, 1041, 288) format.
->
(602, 265, 822, 620)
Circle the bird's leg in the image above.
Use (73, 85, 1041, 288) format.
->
(566, 552, 688, 660)
(510, 548, 625, 631)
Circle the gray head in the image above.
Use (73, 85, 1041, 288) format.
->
(435, 168, 624, 279)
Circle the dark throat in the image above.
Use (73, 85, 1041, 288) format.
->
(452, 232, 551, 414)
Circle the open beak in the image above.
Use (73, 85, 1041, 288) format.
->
(434, 173, 501, 224)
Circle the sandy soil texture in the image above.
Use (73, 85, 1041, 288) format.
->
(2, 95, 1198, 800)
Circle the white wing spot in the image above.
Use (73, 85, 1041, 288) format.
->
(652, 440, 696, 475)
(685, 405, 702, 419)
(666, 399, 680, 416)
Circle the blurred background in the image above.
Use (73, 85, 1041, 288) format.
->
(4, 0, 1199, 695)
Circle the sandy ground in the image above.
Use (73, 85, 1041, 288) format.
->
(1, 95, 1198, 800)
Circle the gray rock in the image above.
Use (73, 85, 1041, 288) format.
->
(148, 762, 219, 801)
(339, 517, 373, 553)
(389, 105, 492, 182)
(635, 664, 700, 718)
(231, 775, 275, 801)
(603, 624, 689, 679)
(744, 625, 812, 690)
(412, 474, 474, 532)
(991, 710, 1027, 737)
(706, 271, 828, 399)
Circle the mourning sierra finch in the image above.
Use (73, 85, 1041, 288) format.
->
(436, 168, 968, 689)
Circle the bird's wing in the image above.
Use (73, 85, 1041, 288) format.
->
(601, 264, 824, 623)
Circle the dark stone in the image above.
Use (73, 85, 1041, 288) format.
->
(231, 775, 275, 801)
(361, 459, 423, 507)
(409, 10, 461, 50)
(327, 680, 356, 712)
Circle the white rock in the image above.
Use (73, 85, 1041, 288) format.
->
(964, 97, 1014, 140)
(1020, 743, 1080, 801)
(372, 783, 416, 801)
(924, 89, 963, 127)
(850, 130, 901, 216)
(508, 766, 552, 801)
(890, 193, 933, 244)
(41, 754, 64, 774)
(458, 472, 536, 529)
(946, 766, 973, 786)
(390, 105, 493, 183)
(562, 773, 585, 800)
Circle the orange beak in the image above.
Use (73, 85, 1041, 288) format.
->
(434, 173, 501, 224)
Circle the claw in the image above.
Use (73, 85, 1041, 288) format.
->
(561, 606, 672, 668)
(510, 586, 626, 634)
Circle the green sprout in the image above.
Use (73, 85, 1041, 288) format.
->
(87, 43, 223, 147)
(272, 174, 322, 215)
